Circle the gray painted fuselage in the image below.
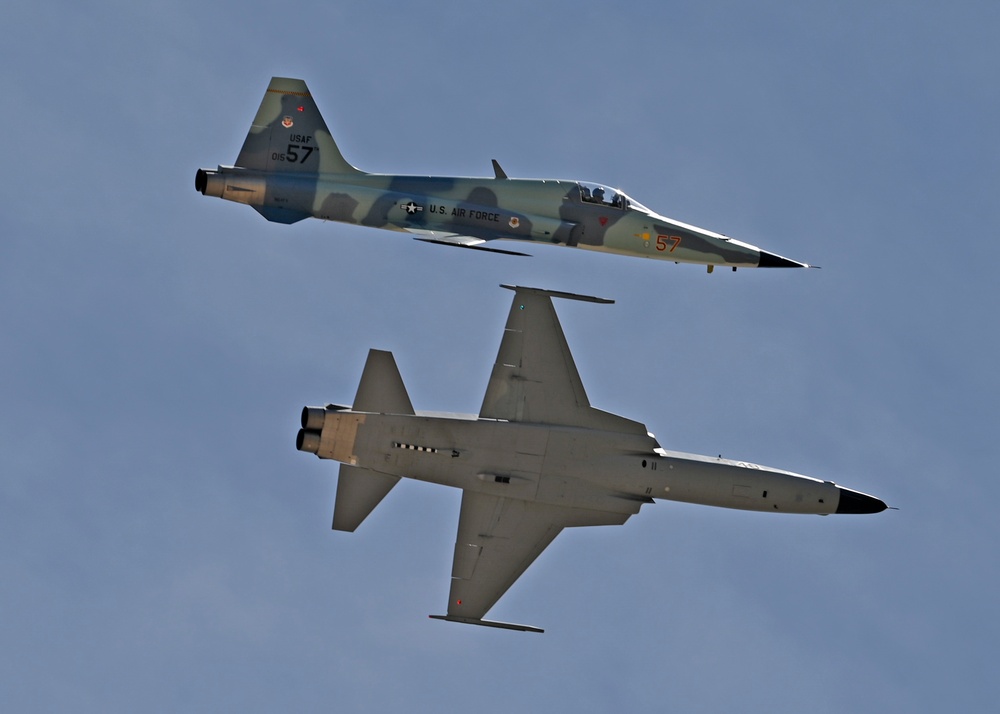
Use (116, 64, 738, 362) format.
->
(295, 286, 887, 630)
(311, 409, 844, 517)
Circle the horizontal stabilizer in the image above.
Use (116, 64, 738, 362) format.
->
(353, 349, 414, 415)
(428, 615, 544, 633)
(332, 464, 400, 532)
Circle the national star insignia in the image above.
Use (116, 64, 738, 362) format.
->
(402, 200, 424, 215)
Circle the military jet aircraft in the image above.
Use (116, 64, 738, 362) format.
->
(296, 285, 886, 632)
(197, 77, 811, 270)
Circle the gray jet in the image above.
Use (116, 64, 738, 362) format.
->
(198, 77, 811, 270)
(297, 286, 887, 632)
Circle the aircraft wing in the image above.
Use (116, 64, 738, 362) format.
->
(431, 491, 631, 632)
(479, 286, 649, 434)
(402, 228, 531, 256)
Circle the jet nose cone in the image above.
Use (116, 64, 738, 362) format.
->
(757, 249, 811, 268)
(836, 487, 889, 514)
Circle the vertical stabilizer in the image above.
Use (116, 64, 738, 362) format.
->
(353, 350, 415, 415)
(330, 349, 412, 531)
(235, 77, 361, 175)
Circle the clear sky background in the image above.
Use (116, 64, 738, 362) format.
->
(3, 1, 997, 711)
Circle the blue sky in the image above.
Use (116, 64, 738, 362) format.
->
(2, 1, 998, 711)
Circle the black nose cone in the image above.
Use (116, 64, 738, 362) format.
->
(836, 488, 889, 514)
(757, 250, 810, 268)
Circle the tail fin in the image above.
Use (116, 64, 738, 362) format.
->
(353, 350, 414, 415)
(332, 464, 400, 532)
(235, 77, 361, 175)
(330, 350, 412, 532)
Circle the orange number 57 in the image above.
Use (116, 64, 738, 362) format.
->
(656, 235, 682, 252)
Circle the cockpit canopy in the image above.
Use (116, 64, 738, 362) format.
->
(577, 182, 651, 214)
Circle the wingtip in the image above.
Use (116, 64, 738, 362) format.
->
(499, 284, 614, 304)
(429, 614, 545, 633)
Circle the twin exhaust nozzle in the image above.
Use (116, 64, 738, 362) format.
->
(296, 406, 328, 454)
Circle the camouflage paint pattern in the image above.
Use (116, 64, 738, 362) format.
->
(197, 77, 809, 269)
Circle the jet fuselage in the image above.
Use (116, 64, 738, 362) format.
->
(300, 408, 865, 517)
(294, 287, 888, 630)
(196, 77, 810, 269)
(197, 168, 776, 267)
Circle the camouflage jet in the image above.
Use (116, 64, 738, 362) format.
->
(296, 285, 886, 633)
(197, 77, 811, 270)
